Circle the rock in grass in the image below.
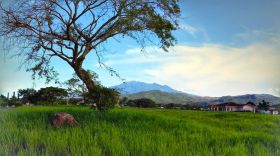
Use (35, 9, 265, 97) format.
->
(50, 112, 79, 128)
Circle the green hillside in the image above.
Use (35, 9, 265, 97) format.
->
(124, 90, 280, 105)
(124, 90, 213, 104)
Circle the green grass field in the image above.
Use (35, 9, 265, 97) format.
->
(0, 106, 279, 156)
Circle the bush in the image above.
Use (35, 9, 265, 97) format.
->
(258, 100, 270, 111)
(165, 103, 176, 109)
(95, 87, 120, 111)
(7, 98, 22, 107)
(27, 87, 68, 105)
(34, 99, 69, 105)
(54, 99, 68, 105)
(119, 97, 128, 106)
(127, 100, 136, 107)
(34, 101, 50, 106)
(127, 98, 156, 108)
(0, 99, 7, 107)
(180, 104, 192, 110)
(68, 98, 84, 105)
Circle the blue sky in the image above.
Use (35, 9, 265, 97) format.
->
(1, 0, 280, 96)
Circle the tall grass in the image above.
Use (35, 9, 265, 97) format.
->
(0, 106, 279, 156)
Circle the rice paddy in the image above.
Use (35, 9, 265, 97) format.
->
(0, 106, 279, 156)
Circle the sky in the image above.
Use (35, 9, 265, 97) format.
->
(1, 0, 280, 97)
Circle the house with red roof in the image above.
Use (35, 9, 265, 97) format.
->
(209, 102, 256, 112)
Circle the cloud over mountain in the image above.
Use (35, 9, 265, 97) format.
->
(108, 41, 280, 97)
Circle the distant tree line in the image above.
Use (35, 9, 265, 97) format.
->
(119, 97, 203, 110)
(0, 72, 120, 111)
(0, 87, 68, 107)
(0, 86, 119, 111)
(258, 100, 270, 111)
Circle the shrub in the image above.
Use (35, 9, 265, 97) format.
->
(0, 99, 7, 107)
(119, 97, 128, 106)
(54, 99, 68, 105)
(7, 98, 22, 107)
(181, 104, 192, 110)
(258, 100, 270, 111)
(165, 103, 176, 109)
(95, 87, 120, 111)
(29, 87, 68, 105)
(68, 98, 84, 105)
(18, 88, 36, 103)
(126, 98, 156, 108)
(127, 100, 136, 107)
(34, 101, 49, 106)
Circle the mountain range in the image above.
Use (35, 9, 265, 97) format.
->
(113, 81, 280, 105)
(113, 81, 180, 94)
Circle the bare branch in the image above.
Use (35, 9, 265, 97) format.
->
(0, 0, 180, 100)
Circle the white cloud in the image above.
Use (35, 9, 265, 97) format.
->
(105, 47, 176, 66)
(115, 43, 280, 96)
(180, 23, 199, 37)
(234, 29, 280, 44)
(269, 88, 280, 95)
(178, 22, 210, 41)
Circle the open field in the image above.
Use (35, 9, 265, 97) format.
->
(0, 106, 280, 156)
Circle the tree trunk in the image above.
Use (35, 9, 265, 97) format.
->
(73, 67, 99, 103)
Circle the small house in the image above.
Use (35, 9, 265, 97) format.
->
(269, 107, 279, 115)
(209, 102, 256, 112)
(258, 107, 279, 115)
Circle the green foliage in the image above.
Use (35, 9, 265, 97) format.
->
(95, 87, 120, 111)
(181, 104, 193, 110)
(0, 95, 7, 106)
(35, 99, 68, 106)
(0, 106, 279, 155)
(0, 94, 6, 99)
(258, 100, 270, 111)
(64, 71, 99, 99)
(33, 87, 68, 105)
(120, 97, 128, 105)
(7, 97, 21, 107)
(18, 88, 36, 103)
(127, 98, 156, 108)
(64, 75, 87, 99)
(164, 103, 182, 109)
(163, 103, 197, 110)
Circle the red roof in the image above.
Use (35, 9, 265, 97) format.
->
(245, 102, 256, 106)
(210, 102, 256, 107)
(216, 102, 241, 107)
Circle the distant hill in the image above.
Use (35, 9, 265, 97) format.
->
(211, 94, 280, 105)
(124, 90, 280, 105)
(124, 90, 215, 105)
(113, 81, 181, 95)
(113, 81, 280, 105)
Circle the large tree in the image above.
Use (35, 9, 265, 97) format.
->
(18, 88, 37, 103)
(35, 87, 68, 105)
(258, 100, 270, 111)
(0, 0, 180, 109)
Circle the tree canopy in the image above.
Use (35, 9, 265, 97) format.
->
(34, 87, 68, 104)
(64, 71, 98, 98)
(18, 88, 37, 103)
(258, 100, 270, 111)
